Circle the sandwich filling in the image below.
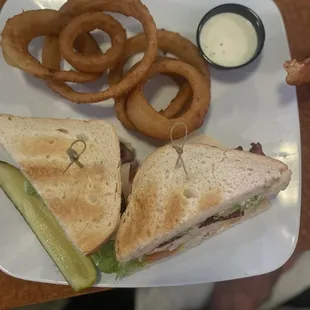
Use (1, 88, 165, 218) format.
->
(92, 193, 265, 276)
(92, 194, 264, 276)
(150, 194, 264, 254)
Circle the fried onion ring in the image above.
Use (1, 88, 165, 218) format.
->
(113, 57, 192, 130)
(42, 32, 103, 72)
(159, 76, 192, 119)
(1, 10, 101, 83)
(59, 12, 126, 73)
(2, 49, 18, 67)
(42, 36, 62, 72)
(42, 0, 103, 81)
(42, 34, 103, 83)
(42, 33, 104, 91)
(284, 59, 310, 86)
(42, 0, 157, 103)
(41, 2, 103, 82)
(109, 29, 209, 129)
(126, 58, 211, 140)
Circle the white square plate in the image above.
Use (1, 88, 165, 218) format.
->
(0, 0, 301, 287)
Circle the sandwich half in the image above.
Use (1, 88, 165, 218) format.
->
(115, 142, 292, 268)
(0, 114, 121, 255)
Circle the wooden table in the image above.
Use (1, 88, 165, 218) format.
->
(277, 0, 310, 256)
(1, 0, 310, 309)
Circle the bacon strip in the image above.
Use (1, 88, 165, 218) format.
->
(235, 142, 265, 156)
(249, 142, 265, 156)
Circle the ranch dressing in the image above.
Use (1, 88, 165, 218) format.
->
(200, 12, 258, 67)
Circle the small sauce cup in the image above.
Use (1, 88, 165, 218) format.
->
(196, 3, 265, 69)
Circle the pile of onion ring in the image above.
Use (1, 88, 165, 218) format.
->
(0, 0, 211, 140)
(109, 29, 211, 137)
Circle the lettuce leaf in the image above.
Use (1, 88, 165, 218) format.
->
(231, 203, 242, 213)
(91, 240, 148, 278)
(91, 240, 118, 274)
(216, 203, 242, 218)
(245, 194, 263, 210)
(24, 179, 37, 196)
(116, 259, 148, 279)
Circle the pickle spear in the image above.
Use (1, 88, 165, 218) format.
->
(0, 162, 97, 291)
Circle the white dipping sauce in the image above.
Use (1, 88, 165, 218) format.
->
(199, 12, 258, 67)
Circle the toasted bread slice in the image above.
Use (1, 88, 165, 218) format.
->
(0, 114, 121, 255)
(116, 143, 291, 262)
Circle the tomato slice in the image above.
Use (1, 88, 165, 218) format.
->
(145, 247, 180, 262)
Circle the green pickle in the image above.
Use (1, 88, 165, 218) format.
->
(0, 162, 97, 291)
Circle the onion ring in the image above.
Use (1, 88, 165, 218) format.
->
(42, 0, 103, 81)
(73, 34, 103, 56)
(1, 9, 101, 83)
(113, 57, 192, 130)
(42, 36, 62, 72)
(284, 59, 310, 86)
(42, 33, 103, 83)
(43, 30, 104, 71)
(42, 3, 103, 82)
(2, 49, 18, 68)
(42, 33, 104, 91)
(109, 29, 209, 129)
(126, 58, 211, 140)
(159, 76, 192, 119)
(59, 12, 126, 73)
(42, 34, 104, 72)
(42, 0, 157, 103)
